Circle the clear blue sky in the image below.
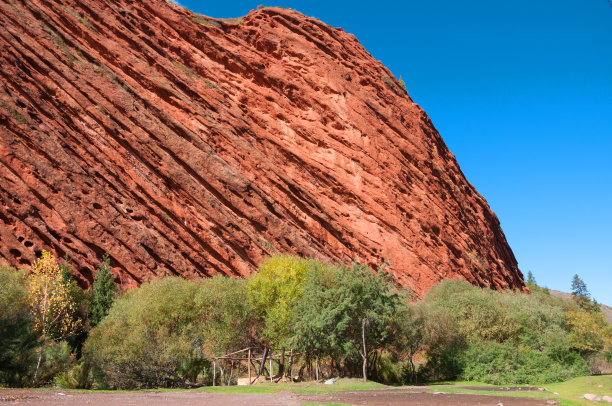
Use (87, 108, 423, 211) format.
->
(177, 0, 612, 304)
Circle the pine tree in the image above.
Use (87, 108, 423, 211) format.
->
(90, 253, 117, 327)
(526, 271, 536, 286)
(571, 274, 592, 311)
(59, 253, 73, 284)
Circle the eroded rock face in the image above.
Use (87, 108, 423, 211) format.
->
(0, 0, 525, 295)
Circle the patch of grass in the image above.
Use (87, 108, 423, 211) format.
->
(434, 376, 612, 406)
(381, 75, 400, 94)
(199, 385, 281, 394)
(219, 17, 244, 25)
(0, 100, 28, 124)
(193, 15, 221, 28)
(203, 78, 217, 88)
(175, 63, 199, 78)
(94, 105, 109, 116)
(53, 35, 76, 66)
(197, 379, 386, 396)
(77, 16, 96, 32)
(63, 6, 96, 32)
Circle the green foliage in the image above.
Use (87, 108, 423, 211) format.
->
(460, 339, 588, 385)
(571, 274, 599, 312)
(571, 274, 590, 309)
(381, 75, 396, 92)
(90, 253, 116, 327)
(193, 15, 221, 28)
(393, 300, 457, 383)
(84, 277, 204, 389)
(0, 266, 38, 386)
(418, 279, 593, 384)
(398, 76, 407, 92)
(54, 359, 91, 389)
(290, 263, 399, 379)
(0, 99, 28, 124)
(35, 340, 74, 385)
(526, 270, 536, 285)
(565, 307, 612, 356)
(194, 275, 251, 356)
(248, 255, 327, 346)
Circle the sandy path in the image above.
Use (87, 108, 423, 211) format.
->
(0, 388, 559, 405)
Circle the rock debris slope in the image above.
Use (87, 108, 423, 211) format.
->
(0, 0, 525, 295)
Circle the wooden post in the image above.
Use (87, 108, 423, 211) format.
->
(269, 351, 273, 382)
(213, 359, 216, 386)
(248, 348, 252, 385)
(288, 349, 293, 381)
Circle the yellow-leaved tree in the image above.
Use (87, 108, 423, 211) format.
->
(27, 250, 80, 382)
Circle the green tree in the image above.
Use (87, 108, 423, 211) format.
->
(399, 76, 407, 92)
(247, 255, 328, 346)
(393, 300, 457, 383)
(419, 279, 590, 384)
(84, 277, 204, 389)
(526, 271, 536, 285)
(571, 274, 595, 311)
(291, 263, 399, 381)
(90, 253, 116, 327)
(195, 275, 251, 356)
(565, 307, 611, 356)
(0, 266, 38, 386)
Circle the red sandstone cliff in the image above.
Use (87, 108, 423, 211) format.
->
(0, 0, 525, 295)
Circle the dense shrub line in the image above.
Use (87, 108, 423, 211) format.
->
(1, 253, 610, 389)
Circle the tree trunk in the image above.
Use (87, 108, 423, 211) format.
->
(360, 318, 368, 382)
(33, 332, 46, 383)
(277, 347, 285, 380)
(213, 359, 216, 386)
(248, 348, 252, 385)
(33, 280, 49, 383)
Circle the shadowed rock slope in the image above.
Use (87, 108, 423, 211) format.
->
(0, 0, 525, 295)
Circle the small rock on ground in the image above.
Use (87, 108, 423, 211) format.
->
(584, 393, 602, 401)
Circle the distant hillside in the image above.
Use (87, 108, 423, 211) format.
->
(549, 289, 612, 325)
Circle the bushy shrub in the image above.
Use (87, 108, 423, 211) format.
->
(0, 266, 38, 386)
(460, 339, 587, 384)
(417, 279, 594, 384)
(195, 275, 251, 356)
(84, 275, 252, 389)
(84, 277, 204, 389)
(36, 340, 74, 385)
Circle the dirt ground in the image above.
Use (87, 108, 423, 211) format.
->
(0, 387, 559, 405)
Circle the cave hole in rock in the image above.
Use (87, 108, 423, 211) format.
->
(24, 240, 33, 247)
(9, 248, 21, 257)
(81, 267, 93, 280)
(19, 258, 31, 266)
(93, 202, 102, 210)
(34, 250, 42, 258)
(18, 236, 24, 242)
